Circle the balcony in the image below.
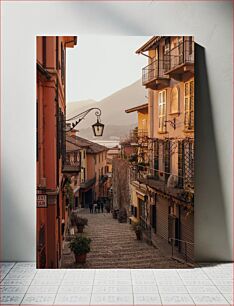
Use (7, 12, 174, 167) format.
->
(62, 160, 81, 175)
(142, 59, 170, 90)
(99, 174, 108, 186)
(130, 166, 194, 204)
(164, 38, 194, 80)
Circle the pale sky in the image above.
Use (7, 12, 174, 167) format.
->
(66, 35, 150, 102)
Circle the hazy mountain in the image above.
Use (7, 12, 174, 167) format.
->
(66, 79, 147, 140)
(67, 99, 97, 119)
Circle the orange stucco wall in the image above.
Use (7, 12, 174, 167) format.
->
(37, 36, 77, 268)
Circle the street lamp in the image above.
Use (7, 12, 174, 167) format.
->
(92, 118, 104, 137)
(66, 107, 104, 137)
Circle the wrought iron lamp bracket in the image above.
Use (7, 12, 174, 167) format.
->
(164, 118, 176, 130)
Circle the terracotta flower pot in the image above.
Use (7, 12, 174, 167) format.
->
(75, 253, 87, 264)
(135, 231, 141, 240)
(77, 226, 84, 233)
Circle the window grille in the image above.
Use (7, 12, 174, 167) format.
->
(178, 140, 184, 188)
(164, 139, 171, 182)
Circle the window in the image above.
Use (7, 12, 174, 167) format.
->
(158, 90, 167, 132)
(61, 42, 65, 84)
(151, 204, 156, 233)
(66, 153, 70, 163)
(56, 37, 59, 70)
(83, 150, 86, 159)
(139, 198, 145, 220)
(74, 152, 77, 163)
(79, 152, 82, 163)
(184, 140, 194, 189)
(187, 36, 193, 56)
(178, 36, 184, 65)
(184, 80, 194, 130)
(83, 168, 86, 182)
(178, 141, 184, 188)
(163, 37, 170, 71)
(170, 87, 179, 114)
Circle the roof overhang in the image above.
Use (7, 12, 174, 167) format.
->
(125, 103, 148, 114)
(64, 36, 77, 48)
(135, 36, 162, 54)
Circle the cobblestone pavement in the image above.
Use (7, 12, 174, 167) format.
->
(61, 209, 190, 269)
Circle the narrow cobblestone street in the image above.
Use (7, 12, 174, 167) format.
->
(62, 209, 190, 269)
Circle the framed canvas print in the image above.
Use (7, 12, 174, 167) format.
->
(36, 35, 194, 269)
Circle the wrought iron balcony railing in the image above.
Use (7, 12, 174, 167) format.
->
(164, 38, 194, 74)
(62, 160, 81, 174)
(130, 129, 148, 141)
(130, 165, 194, 203)
(142, 59, 169, 86)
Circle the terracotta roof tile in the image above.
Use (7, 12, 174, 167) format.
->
(66, 135, 107, 154)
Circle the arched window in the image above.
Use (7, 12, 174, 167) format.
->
(170, 86, 179, 114)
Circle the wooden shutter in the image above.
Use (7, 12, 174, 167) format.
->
(190, 80, 194, 129)
(158, 90, 167, 132)
(184, 80, 194, 130)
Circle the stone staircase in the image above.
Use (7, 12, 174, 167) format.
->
(61, 209, 190, 269)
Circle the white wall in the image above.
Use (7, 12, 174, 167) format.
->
(1, 1, 233, 261)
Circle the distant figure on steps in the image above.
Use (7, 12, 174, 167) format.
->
(89, 202, 94, 213)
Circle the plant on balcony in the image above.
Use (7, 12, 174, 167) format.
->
(137, 161, 149, 172)
(132, 222, 142, 240)
(69, 236, 91, 264)
(128, 153, 138, 163)
(64, 179, 74, 209)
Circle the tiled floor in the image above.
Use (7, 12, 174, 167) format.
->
(0, 262, 233, 305)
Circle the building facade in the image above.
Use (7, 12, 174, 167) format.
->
(127, 36, 194, 261)
(36, 36, 77, 268)
(65, 135, 108, 208)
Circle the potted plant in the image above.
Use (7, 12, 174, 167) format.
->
(69, 236, 91, 264)
(118, 208, 127, 223)
(70, 212, 77, 227)
(105, 203, 111, 213)
(132, 222, 142, 240)
(75, 216, 88, 233)
(112, 209, 119, 219)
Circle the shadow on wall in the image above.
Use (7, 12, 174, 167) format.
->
(195, 44, 232, 262)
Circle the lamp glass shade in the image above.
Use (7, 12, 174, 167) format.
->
(92, 119, 104, 137)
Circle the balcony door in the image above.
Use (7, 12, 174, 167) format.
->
(163, 37, 170, 72)
(178, 36, 184, 65)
